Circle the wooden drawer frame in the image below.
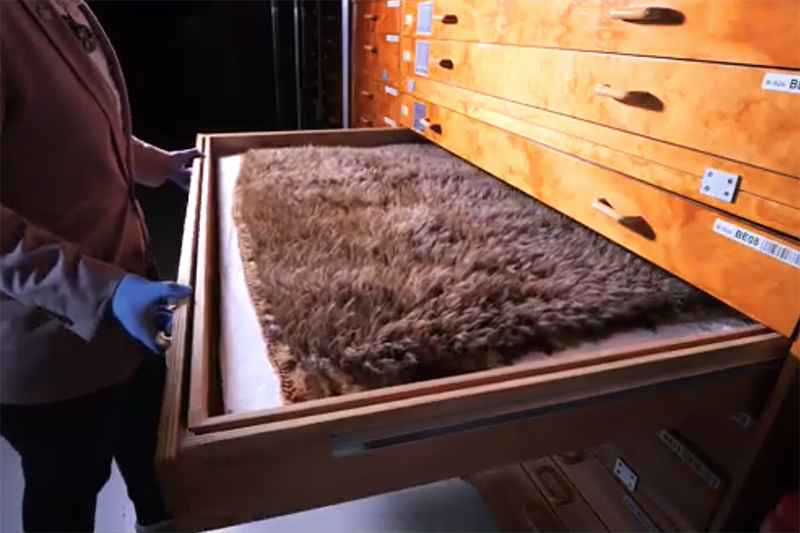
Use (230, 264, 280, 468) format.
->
(156, 128, 788, 532)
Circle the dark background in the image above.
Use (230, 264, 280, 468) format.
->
(88, 0, 345, 277)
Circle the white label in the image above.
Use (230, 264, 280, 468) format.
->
(384, 85, 398, 96)
(383, 116, 397, 127)
(416, 2, 433, 34)
(403, 13, 414, 26)
(613, 458, 638, 491)
(400, 104, 409, 116)
(386, 0, 400, 7)
(761, 72, 800, 94)
(402, 50, 411, 62)
(385, 34, 399, 43)
(713, 218, 800, 270)
(657, 430, 723, 491)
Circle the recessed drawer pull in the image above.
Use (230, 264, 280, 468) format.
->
(610, 5, 659, 21)
(594, 84, 631, 101)
(363, 45, 377, 53)
(591, 198, 626, 222)
(360, 90, 374, 99)
(532, 465, 575, 506)
(363, 13, 378, 21)
(436, 13, 459, 24)
(438, 58, 454, 69)
(419, 118, 441, 133)
(359, 116, 372, 126)
(556, 450, 586, 464)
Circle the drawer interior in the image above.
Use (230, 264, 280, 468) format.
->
(158, 129, 786, 532)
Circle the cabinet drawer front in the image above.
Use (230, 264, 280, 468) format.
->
(399, 95, 800, 336)
(403, 75, 800, 238)
(353, 76, 401, 128)
(401, 0, 800, 69)
(355, 0, 401, 36)
(404, 40, 800, 176)
(594, 439, 723, 531)
(354, 32, 401, 85)
(675, 412, 758, 476)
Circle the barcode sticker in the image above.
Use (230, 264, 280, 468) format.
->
(761, 72, 800, 94)
(657, 430, 723, 491)
(385, 34, 399, 43)
(383, 116, 397, 127)
(713, 219, 800, 270)
(384, 85, 398, 96)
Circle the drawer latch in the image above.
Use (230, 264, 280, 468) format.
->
(700, 167, 740, 204)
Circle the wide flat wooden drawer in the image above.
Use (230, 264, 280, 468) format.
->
(354, 31, 401, 85)
(403, 39, 800, 176)
(400, 94, 800, 338)
(402, 75, 800, 239)
(353, 75, 401, 128)
(157, 128, 787, 532)
(354, 0, 401, 36)
(400, 0, 800, 69)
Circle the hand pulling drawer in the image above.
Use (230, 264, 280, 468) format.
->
(404, 39, 800, 176)
(400, 0, 800, 69)
(399, 95, 800, 338)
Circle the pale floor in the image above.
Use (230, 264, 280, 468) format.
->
(1, 436, 499, 533)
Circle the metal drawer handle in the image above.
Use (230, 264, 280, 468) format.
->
(592, 198, 625, 222)
(594, 84, 631, 101)
(364, 45, 377, 53)
(436, 13, 459, 24)
(610, 6, 659, 21)
(419, 118, 441, 133)
(533, 465, 574, 506)
(363, 13, 378, 20)
(438, 58, 454, 69)
(359, 116, 372, 126)
(360, 90, 374, 99)
(557, 451, 586, 465)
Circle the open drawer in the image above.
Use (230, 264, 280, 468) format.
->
(156, 128, 788, 532)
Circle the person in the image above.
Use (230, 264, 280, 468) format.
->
(0, 1, 198, 531)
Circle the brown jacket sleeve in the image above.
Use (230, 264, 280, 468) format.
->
(0, 57, 126, 342)
(131, 136, 172, 188)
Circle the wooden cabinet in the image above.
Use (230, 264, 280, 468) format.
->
(153, 1, 800, 531)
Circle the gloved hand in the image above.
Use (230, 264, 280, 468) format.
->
(165, 148, 203, 191)
(110, 274, 192, 354)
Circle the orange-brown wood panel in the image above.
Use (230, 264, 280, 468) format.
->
(401, 75, 800, 238)
(353, 75, 401, 128)
(400, 0, 800, 69)
(403, 39, 800, 177)
(354, 0, 402, 36)
(399, 94, 800, 338)
(353, 31, 401, 85)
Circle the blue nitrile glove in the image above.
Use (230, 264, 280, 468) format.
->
(110, 274, 192, 354)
